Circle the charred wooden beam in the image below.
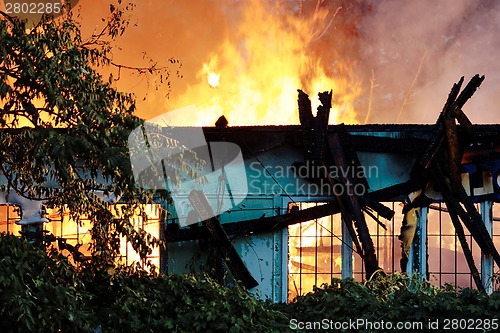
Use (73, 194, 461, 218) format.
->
(412, 75, 484, 177)
(166, 201, 340, 242)
(297, 90, 314, 128)
(297, 91, 372, 264)
(313, 91, 332, 162)
(363, 206, 387, 231)
(451, 108, 474, 137)
(327, 132, 380, 279)
(332, 124, 370, 190)
(360, 197, 395, 221)
(413, 76, 463, 176)
(329, 191, 363, 256)
(456, 185, 500, 264)
(188, 189, 258, 289)
(450, 74, 484, 137)
(166, 189, 397, 243)
(165, 191, 396, 243)
(444, 114, 461, 193)
(297, 89, 332, 163)
(298, 90, 314, 160)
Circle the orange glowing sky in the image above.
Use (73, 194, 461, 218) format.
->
(2, 0, 499, 125)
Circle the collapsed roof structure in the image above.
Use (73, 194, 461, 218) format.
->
(2, 75, 498, 301)
(163, 75, 499, 299)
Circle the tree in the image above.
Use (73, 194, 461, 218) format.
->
(0, 2, 174, 267)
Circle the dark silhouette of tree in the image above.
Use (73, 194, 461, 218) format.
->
(0, 1, 179, 267)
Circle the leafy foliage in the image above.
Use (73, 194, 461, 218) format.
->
(279, 273, 500, 332)
(0, 233, 287, 333)
(0, 233, 95, 332)
(2, 234, 500, 332)
(0, 3, 176, 262)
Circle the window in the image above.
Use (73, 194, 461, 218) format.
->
(427, 202, 499, 290)
(353, 202, 403, 281)
(0, 205, 22, 235)
(0, 203, 161, 269)
(427, 203, 477, 288)
(288, 202, 343, 301)
(117, 204, 161, 268)
(45, 207, 93, 260)
(287, 202, 402, 301)
(285, 200, 500, 299)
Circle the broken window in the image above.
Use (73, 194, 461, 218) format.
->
(353, 202, 403, 281)
(288, 202, 343, 301)
(287, 202, 402, 301)
(427, 203, 481, 288)
(286, 200, 500, 300)
(116, 204, 161, 268)
(0, 205, 22, 235)
(0, 204, 161, 269)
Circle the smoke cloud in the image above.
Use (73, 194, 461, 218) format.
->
(356, 0, 500, 124)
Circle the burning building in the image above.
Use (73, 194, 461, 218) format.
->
(1, 76, 498, 302)
(159, 75, 499, 301)
(1, 0, 499, 303)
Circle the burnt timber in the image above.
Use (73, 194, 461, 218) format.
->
(164, 75, 499, 291)
(165, 123, 499, 279)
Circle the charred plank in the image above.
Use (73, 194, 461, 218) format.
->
(166, 201, 341, 242)
(413, 75, 484, 176)
(166, 189, 399, 243)
(327, 132, 380, 279)
(444, 114, 461, 193)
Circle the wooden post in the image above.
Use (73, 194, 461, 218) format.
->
(406, 207, 428, 280)
(341, 218, 353, 279)
(481, 201, 493, 294)
(327, 133, 380, 279)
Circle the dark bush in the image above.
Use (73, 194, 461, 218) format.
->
(279, 273, 500, 332)
(2, 233, 500, 332)
(0, 233, 287, 333)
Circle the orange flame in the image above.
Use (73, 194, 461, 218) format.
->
(167, 0, 361, 126)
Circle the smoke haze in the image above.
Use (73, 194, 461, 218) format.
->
(357, 0, 500, 124)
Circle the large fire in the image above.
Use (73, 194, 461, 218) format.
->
(165, 0, 361, 126)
